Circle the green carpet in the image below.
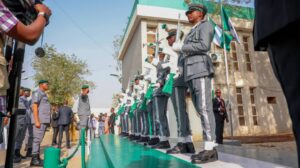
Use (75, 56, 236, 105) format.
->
(87, 134, 199, 168)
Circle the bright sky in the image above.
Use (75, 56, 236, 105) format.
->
(20, 0, 253, 109)
(21, 0, 135, 109)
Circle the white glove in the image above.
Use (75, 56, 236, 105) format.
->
(151, 58, 159, 66)
(174, 72, 180, 79)
(172, 42, 183, 52)
(154, 83, 161, 88)
(161, 62, 171, 69)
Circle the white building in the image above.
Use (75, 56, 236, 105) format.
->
(118, 0, 291, 140)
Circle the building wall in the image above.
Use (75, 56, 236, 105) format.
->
(121, 23, 143, 90)
(121, 16, 292, 138)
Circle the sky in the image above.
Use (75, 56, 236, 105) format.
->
(20, 0, 253, 109)
(21, 0, 135, 109)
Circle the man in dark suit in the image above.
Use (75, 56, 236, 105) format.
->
(57, 100, 73, 149)
(213, 89, 228, 145)
(254, 1, 300, 166)
(108, 108, 116, 134)
(51, 106, 59, 146)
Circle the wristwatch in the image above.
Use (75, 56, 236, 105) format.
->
(38, 12, 49, 24)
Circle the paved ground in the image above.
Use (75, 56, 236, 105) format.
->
(0, 130, 298, 168)
(0, 129, 81, 168)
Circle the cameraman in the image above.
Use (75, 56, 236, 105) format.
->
(0, 1, 52, 44)
(0, 0, 51, 156)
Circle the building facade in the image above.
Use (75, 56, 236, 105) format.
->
(118, 0, 291, 140)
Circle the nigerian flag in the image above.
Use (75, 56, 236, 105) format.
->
(209, 17, 233, 51)
(221, 6, 241, 44)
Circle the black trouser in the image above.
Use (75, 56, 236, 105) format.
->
(58, 124, 70, 148)
(110, 125, 115, 134)
(214, 114, 225, 144)
(268, 36, 300, 166)
(52, 127, 58, 145)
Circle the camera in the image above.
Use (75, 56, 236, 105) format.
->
(2, 0, 43, 25)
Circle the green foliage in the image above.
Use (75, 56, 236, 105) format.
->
(32, 44, 95, 105)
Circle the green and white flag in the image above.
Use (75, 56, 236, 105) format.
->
(209, 17, 233, 51)
(221, 6, 241, 44)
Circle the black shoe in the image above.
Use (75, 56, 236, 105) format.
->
(152, 141, 171, 149)
(186, 142, 195, 154)
(30, 154, 43, 167)
(128, 134, 135, 139)
(166, 143, 187, 154)
(13, 149, 22, 163)
(147, 138, 160, 146)
(26, 148, 32, 157)
(132, 135, 140, 140)
(137, 137, 149, 143)
(191, 149, 218, 164)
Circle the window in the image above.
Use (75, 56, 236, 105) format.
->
(236, 87, 245, 126)
(250, 87, 258, 126)
(147, 26, 157, 56)
(231, 42, 239, 71)
(267, 97, 277, 104)
(243, 36, 252, 72)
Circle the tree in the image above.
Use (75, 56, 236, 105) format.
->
(32, 44, 95, 105)
(112, 35, 123, 76)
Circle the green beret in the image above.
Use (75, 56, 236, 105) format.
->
(158, 48, 164, 53)
(166, 29, 184, 40)
(24, 88, 31, 92)
(82, 84, 89, 89)
(39, 80, 48, 84)
(186, 3, 208, 15)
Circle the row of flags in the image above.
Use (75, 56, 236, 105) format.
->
(209, 5, 241, 51)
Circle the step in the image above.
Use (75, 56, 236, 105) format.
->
(88, 135, 199, 168)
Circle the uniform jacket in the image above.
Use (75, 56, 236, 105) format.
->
(57, 105, 73, 125)
(254, 0, 300, 51)
(31, 88, 51, 124)
(77, 94, 91, 116)
(17, 96, 27, 124)
(153, 60, 170, 97)
(182, 19, 214, 82)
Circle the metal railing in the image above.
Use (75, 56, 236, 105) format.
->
(44, 128, 86, 168)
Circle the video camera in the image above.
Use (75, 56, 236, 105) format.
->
(2, 0, 44, 25)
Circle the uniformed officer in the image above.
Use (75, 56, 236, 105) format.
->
(24, 88, 33, 157)
(213, 89, 228, 144)
(143, 60, 160, 146)
(13, 87, 27, 163)
(77, 85, 91, 136)
(172, 4, 217, 164)
(162, 29, 195, 154)
(151, 49, 171, 149)
(30, 80, 51, 166)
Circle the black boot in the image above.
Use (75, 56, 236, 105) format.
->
(152, 141, 171, 149)
(26, 148, 32, 157)
(186, 142, 195, 154)
(146, 137, 160, 146)
(13, 149, 22, 163)
(191, 148, 218, 164)
(166, 143, 187, 154)
(30, 154, 43, 167)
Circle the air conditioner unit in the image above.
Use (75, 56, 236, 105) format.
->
(210, 53, 222, 63)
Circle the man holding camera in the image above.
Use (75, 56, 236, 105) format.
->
(0, 1, 52, 153)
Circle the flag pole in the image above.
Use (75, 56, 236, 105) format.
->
(220, 0, 234, 141)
